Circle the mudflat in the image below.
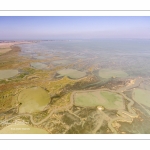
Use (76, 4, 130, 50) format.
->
(0, 69, 19, 79)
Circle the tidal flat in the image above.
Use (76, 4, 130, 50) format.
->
(0, 69, 19, 79)
(1, 39, 150, 134)
(56, 69, 86, 79)
(74, 90, 125, 110)
(30, 62, 48, 69)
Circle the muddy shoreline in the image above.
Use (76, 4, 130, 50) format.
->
(0, 41, 35, 56)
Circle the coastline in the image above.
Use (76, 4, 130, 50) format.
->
(0, 41, 35, 55)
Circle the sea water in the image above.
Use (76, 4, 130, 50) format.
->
(19, 39, 150, 78)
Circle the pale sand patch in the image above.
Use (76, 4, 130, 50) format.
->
(126, 79, 136, 87)
(0, 69, 19, 79)
(74, 90, 124, 110)
(0, 41, 33, 55)
(0, 41, 32, 48)
(0, 48, 12, 55)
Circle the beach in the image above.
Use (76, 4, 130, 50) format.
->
(0, 41, 34, 55)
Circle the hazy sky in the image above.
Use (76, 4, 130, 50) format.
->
(0, 16, 150, 40)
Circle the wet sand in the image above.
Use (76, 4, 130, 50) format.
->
(0, 41, 33, 55)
